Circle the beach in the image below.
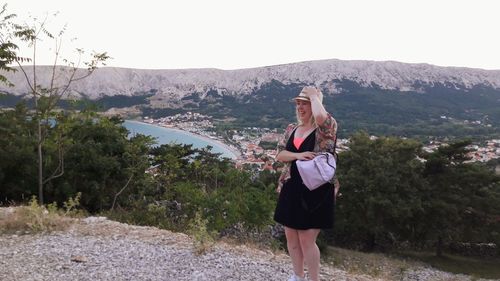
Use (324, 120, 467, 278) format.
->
(124, 120, 241, 159)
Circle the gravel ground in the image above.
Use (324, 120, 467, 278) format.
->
(0, 216, 497, 281)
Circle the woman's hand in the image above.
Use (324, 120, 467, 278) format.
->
(296, 151, 316, 160)
(334, 178, 341, 202)
(301, 86, 321, 100)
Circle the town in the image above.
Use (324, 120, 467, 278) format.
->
(141, 112, 500, 172)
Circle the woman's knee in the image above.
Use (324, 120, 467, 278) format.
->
(298, 229, 320, 248)
(285, 227, 301, 247)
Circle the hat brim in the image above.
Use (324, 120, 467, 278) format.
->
(292, 96, 310, 102)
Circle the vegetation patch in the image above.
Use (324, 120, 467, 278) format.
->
(0, 194, 83, 234)
(324, 246, 418, 280)
(396, 251, 500, 279)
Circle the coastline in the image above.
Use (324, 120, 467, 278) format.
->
(125, 120, 241, 159)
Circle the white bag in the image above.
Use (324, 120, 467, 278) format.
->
(296, 152, 336, 191)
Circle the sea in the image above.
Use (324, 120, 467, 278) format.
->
(123, 120, 237, 159)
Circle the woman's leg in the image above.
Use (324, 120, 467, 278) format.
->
(298, 229, 321, 281)
(284, 227, 305, 279)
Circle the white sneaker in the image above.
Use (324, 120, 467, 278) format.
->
(288, 274, 306, 281)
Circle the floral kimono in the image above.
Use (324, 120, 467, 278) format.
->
(276, 113, 338, 192)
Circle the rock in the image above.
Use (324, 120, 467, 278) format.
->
(82, 216, 108, 224)
(70, 255, 87, 263)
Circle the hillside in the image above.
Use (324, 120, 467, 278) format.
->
(2, 60, 500, 99)
(1, 59, 500, 138)
(0, 209, 497, 281)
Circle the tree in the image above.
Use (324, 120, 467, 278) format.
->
(421, 140, 500, 256)
(456, 163, 500, 246)
(3, 9, 109, 204)
(0, 102, 37, 200)
(0, 4, 29, 86)
(143, 143, 276, 233)
(151, 143, 197, 190)
(334, 132, 426, 250)
(51, 114, 154, 212)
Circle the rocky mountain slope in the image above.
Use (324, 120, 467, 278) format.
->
(2, 59, 500, 138)
(2, 59, 500, 102)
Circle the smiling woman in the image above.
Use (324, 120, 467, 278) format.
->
(273, 86, 339, 281)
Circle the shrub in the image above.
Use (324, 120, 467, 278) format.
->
(188, 210, 217, 255)
(0, 193, 84, 234)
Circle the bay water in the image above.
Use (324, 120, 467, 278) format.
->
(123, 120, 236, 159)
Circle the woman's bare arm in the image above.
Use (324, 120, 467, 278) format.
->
(301, 86, 328, 125)
(276, 150, 316, 162)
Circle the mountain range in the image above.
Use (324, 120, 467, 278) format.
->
(1, 59, 500, 139)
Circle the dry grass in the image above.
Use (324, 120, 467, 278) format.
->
(0, 197, 79, 235)
(323, 246, 421, 280)
(397, 250, 500, 280)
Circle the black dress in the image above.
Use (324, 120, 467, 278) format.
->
(274, 128, 335, 230)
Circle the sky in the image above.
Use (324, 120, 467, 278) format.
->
(5, 0, 500, 70)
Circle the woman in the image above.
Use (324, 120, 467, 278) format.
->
(274, 86, 339, 281)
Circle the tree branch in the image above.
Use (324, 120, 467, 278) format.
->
(111, 174, 134, 211)
(42, 132, 64, 185)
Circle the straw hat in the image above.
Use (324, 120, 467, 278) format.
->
(292, 91, 310, 102)
(292, 89, 323, 103)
